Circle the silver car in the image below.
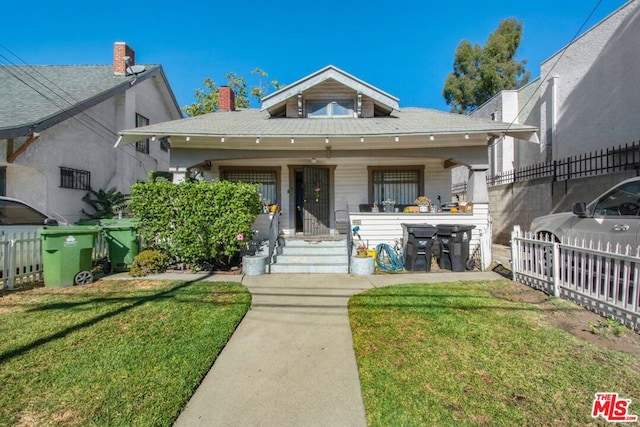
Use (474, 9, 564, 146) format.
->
(0, 197, 63, 234)
(530, 177, 640, 248)
(0, 197, 66, 277)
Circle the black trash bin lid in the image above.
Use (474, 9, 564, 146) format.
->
(436, 224, 475, 234)
(401, 223, 437, 237)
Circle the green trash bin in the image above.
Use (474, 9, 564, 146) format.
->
(100, 219, 140, 272)
(39, 225, 100, 288)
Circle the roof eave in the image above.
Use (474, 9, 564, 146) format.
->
(0, 66, 164, 140)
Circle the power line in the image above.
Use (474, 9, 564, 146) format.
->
(0, 47, 124, 141)
(0, 46, 161, 166)
(0, 60, 116, 144)
(505, 0, 605, 132)
(0, 52, 119, 142)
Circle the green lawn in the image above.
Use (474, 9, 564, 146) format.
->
(349, 280, 640, 426)
(0, 279, 250, 426)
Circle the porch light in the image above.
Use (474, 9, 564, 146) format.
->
(151, 136, 156, 141)
(360, 137, 364, 143)
(291, 138, 295, 144)
(311, 157, 317, 164)
(325, 137, 329, 144)
(221, 137, 225, 143)
(394, 136, 399, 142)
(464, 133, 469, 139)
(186, 136, 190, 142)
(429, 135, 434, 141)
(256, 137, 260, 144)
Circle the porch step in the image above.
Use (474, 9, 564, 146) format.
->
(270, 237, 349, 274)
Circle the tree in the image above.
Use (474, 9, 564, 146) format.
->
(182, 68, 283, 117)
(443, 18, 531, 114)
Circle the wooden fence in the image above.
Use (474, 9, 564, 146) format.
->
(1, 231, 109, 290)
(511, 227, 640, 329)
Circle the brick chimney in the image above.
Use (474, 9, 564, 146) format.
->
(219, 86, 235, 112)
(113, 42, 135, 76)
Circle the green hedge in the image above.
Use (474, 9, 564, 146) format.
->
(128, 178, 262, 270)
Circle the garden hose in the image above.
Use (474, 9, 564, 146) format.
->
(376, 243, 404, 272)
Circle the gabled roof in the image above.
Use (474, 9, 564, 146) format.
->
(261, 65, 400, 116)
(0, 64, 180, 139)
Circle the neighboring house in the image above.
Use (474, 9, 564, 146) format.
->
(0, 42, 182, 223)
(117, 65, 536, 269)
(462, 0, 640, 243)
(472, 0, 639, 178)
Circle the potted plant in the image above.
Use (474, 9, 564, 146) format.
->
(414, 196, 431, 213)
(352, 242, 375, 275)
(356, 243, 369, 257)
(382, 199, 396, 212)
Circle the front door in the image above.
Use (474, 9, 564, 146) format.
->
(302, 166, 330, 236)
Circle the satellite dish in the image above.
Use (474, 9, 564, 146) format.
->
(126, 65, 147, 76)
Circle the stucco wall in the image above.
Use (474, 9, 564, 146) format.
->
(550, 171, 638, 213)
(539, 1, 640, 160)
(0, 75, 179, 223)
(488, 178, 553, 244)
(488, 170, 638, 244)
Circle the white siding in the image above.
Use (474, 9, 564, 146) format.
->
(350, 202, 491, 268)
(211, 157, 460, 236)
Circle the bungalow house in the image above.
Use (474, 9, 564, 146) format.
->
(116, 65, 537, 271)
(0, 42, 182, 223)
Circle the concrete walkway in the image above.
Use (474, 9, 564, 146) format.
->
(112, 270, 504, 426)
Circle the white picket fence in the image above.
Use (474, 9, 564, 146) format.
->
(511, 227, 640, 329)
(0, 231, 109, 290)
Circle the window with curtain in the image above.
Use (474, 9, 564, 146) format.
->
(370, 168, 422, 205)
(221, 168, 278, 204)
(306, 99, 354, 118)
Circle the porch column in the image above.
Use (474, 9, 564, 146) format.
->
(467, 165, 489, 203)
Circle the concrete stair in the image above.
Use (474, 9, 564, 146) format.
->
(270, 237, 349, 274)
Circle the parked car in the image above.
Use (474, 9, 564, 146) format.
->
(0, 197, 67, 280)
(0, 197, 64, 233)
(530, 177, 640, 248)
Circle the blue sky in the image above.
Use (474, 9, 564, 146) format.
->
(1, 0, 629, 112)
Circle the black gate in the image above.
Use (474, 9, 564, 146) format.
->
(303, 166, 330, 236)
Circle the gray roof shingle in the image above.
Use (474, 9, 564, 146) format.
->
(118, 106, 537, 140)
(0, 64, 163, 138)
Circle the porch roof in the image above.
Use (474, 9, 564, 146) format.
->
(116, 107, 538, 149)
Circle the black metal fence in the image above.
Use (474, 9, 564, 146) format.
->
(487, 141, 640, 186)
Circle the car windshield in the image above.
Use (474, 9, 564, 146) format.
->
(0, 199, 49, 225)
(589, 181, 640, 216)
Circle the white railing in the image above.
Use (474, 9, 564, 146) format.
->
(1, 230, 110, 290)
(511, 227, 640, 329)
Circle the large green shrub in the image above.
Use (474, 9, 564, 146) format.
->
(128, 178, 262, 270)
